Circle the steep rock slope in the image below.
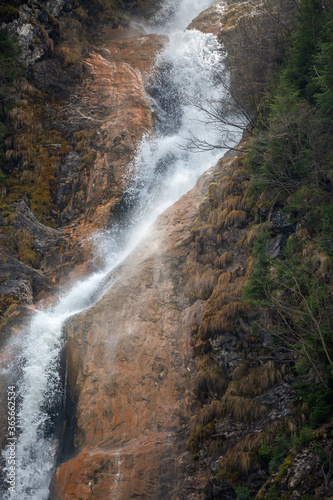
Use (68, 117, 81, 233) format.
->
(183, 2, 333, 498)
(51, 149, 233, 499)
(0, 0, 165, 482)
(0, 0, 164, 336)
(2, 0, 331, 498)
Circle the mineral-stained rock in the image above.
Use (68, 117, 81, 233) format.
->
(50, 159, 219, 499)
(45, 32, 166, 229)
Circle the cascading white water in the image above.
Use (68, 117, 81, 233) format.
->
(1, 0, 242, 498)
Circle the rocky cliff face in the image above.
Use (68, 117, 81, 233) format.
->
(1, 1, 331, 499)
(0, 2, 279, 498)
(0, 0, 165, 337)
(51, 160, 219, 499)
(0, 0, 166, 481)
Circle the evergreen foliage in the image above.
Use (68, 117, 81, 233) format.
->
(245, 0, 333, 384)
(239, 1, 333, 495)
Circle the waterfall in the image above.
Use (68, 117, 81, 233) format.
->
(0, 0, 242, 498)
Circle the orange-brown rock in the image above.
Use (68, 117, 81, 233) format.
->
(50, 163, 221, 499)
(188, 0, 228, 35)
(43, 32, 167, 284)
(58, 32, 167, 231)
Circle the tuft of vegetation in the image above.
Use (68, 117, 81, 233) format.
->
(186, 0, 333, 498)
(235, 485, 251, 500)
(238, 0, 333, 496)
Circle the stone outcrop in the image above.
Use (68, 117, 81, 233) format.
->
(50, 157, 222, 499)
(51, 31, 166, 227)
(188, 0, 229, 35)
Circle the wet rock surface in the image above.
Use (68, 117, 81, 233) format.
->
(50, 155, 218, 499)
(0, 15, 165, 332)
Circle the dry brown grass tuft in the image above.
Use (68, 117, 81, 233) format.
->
(208, 436, 230, 456)
(5, 150, 23, 162)
(237, 225, 260, 248)
(245, 256, 256, 275)
(221, 395, 267, 421)
(207, 292, 231, 311)
(194, 368, 227, 400)
(224, 210, 248, 228)
(185, 267, 218, 301)
(59, 17, 83, 39)
(296, 227, 310, 241)
(197, 199, 210, 219)
(200, 251, 218, 266)
(218, 272, 231, 287)
(232, 362, 248, 380)
(231, 168, 248, 182)
(190, 400, 225, 432)
(218, 178, 238, 200)
(216, 233, 223, 246)
(218, 208, 231, 228)
(74, 129, 97, 151)
(233, 431, 272, 453)
(230, 268, 246, 282)
(226, 361, 284, 398)
(208, 209, 219, 226)
(201, 225, 217, 244)
(8, 107, 35, 129)
(14, 78, 41, 97)
(208, 182, 219, 197)
(186, 421, 216, 453)
(311, 248, 331, 279)
(215, 251, 233, 270)
(220, 301, 246, 321)
(219, 451, 257, 474)
(200, 297, 246, 336)
(56, 43, 83, 66)
(222, 194, 246, 211)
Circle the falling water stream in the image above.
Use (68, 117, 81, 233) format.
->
(1, 0, 242, 497)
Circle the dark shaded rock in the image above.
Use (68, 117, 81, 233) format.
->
(245, 470, 270, 493)
(0, 254, 49, 296)
(32, 58, 74, 95)
(265, 233, 283, 258)
(209, 477, 237, 500)
(59, 152, 81, 178)
(211, 333, 244, 377)
(269, 210, 295, 235)
(0, 279, 33, 305)
(45, 0, 66, 17)
(13, 201, 62, 254)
